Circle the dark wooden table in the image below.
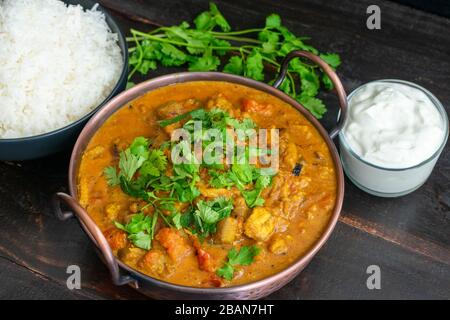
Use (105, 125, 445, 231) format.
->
(0, 0, 449, 300)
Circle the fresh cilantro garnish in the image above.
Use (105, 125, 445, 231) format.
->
(207, 149, 275, 208)
(114, 212, 157, 250)
(216, 246, 260, 280)
(223, 56, 243, 75)
(104, 136, 168, 187)
(181, 197, 233, 238)
(128, 3, 341, 119)
(103, 166, 120, 186)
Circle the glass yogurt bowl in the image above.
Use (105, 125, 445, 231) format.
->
(339, 79, 449, 197)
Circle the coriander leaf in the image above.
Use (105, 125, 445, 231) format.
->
(189, 197, 234, 238)
(128, 231, 151, 250)
(216, 262, 234, 280)
(211, 38, 231, 55)
(223, 56, 243, 75)
(265, 14, 281, 29)
(261, 41, 277, 54)
(231, 163, 254, 184)
(319, 53, 341, 68)
(114, 213, 155, 250)
(322, 74, 334, 90)
(139, 160, 161, 177)
(188, 52, 221, 71)
(242, 188, 264, 207)
(258, 29, 279, 45)
(193, 2, 231, 32)
(149, 149, 167, 171)
(171, 212, 182, 229)
(278, 77, 291, 95)
(104, 166, 120, 186)
(139, 149, 168, 177)
(160, 43, 187, 66)
(216, 246, 260, 280)
(194, 11, 213, 31)
(296, 94, 327, 119)
(226, 117, 256, 131)
(228, 245, 260, 266)
(289, 59, 320, 97)
(119, 149, 146, 181)
(119, 176, 148, 199)
(137, 59, 157, 75)
(130, 137, 150, 159)
(196, 202, 221, 225)
(299, 67, 320, 97)
(245, 49, 264, 81)
(180, 210, 195, 228)
(209, 2, 231, 32)
(277, 25, 296, 41)
(141, 40, 163, 60)
(209, 170, 235, 188)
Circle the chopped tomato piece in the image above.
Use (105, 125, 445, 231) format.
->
(104, 229, 128, 251)
(241, 98, 266, 112)
(155, 228, 192, 262)
(197, 248, 214, 272)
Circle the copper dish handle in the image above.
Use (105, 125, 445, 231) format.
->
(53, 192, 137, 287)
(273, 50, 347, 139)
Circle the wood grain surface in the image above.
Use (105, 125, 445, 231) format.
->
(0, 0, 448, 299)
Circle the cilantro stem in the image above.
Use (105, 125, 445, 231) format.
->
(214, 35, 262, 44)
(130, 29, 244, 52)
(210, 28, 265, 36)
(128, 31, 144, 80)
(287, 71, 296, 96)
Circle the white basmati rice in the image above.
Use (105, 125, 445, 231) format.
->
(0, 0, 123, 138)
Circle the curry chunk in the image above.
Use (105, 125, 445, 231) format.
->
(155, 228, 192, 262)
(156, 101, 185, 119)
(84, 145, 105, 160)
(233, 196, 250, 219)
(216, 217, 238, 244)
(78, 177, 89, 208)
(244, 207, 275, 241)
(206, 94, 236, 116)
(138, 249, 168, 276)
(104, 229, 128, 251)
(268, 234, 288, 255)
(118, 247, 145, 263)
(105, 203, 121, 221)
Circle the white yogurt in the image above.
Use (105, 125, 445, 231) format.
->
(339, 80, 448, 197)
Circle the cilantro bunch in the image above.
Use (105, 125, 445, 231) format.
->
(127, 2, 341, 118)
(159, 107, 276, 208)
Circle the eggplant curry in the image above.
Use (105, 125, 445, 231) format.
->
(78, 81, 337, 287)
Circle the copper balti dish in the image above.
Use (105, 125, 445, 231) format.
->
(53, 51, 347, 299)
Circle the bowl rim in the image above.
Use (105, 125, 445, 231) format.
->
(68, 72, 345, 294)
(0, 2, 128, 143)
